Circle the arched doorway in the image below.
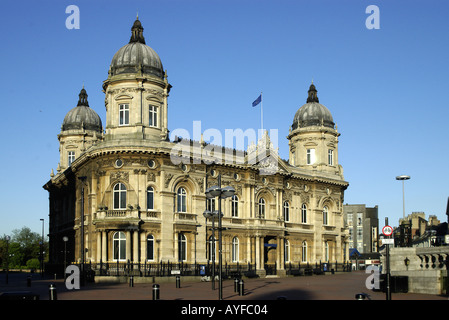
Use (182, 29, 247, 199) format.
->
(264, 236, 277, 275)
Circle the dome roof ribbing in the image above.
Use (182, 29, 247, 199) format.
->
(292, 83, 334, 130)
(109, 18, 164, 79)
(62, 88, 103, 133)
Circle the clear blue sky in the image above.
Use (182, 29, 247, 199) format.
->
(1, 0, 448, 237)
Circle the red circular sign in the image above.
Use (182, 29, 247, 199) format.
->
(382, 225, 393, 236)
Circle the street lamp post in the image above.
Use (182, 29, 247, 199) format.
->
(78, 176, 87, 286)
(5, 235, 10, 284)
(40, 218, 44, 278)
(205, 174, 235, 300)
(203, 210, 216, 290)
(63, 236, 69, 278)
(396, 175, 410, 220)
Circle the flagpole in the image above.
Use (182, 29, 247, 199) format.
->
(261, 91, 263, 133)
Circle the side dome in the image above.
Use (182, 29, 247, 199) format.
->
(292, 83, 334, 130)
(62, 88, 103, 133)
(109, 18, 164, 79)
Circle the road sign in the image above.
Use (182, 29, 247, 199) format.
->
(382, 225, 393, 236)
(382, 238, 394, 245)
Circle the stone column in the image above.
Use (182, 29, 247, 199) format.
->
(133, 230, 139, 263)
(126, 231, 131, 262)
(102, 231, 107, 262)
(96, 231, 102, 263)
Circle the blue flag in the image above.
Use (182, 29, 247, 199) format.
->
(252, 94, 262, 107)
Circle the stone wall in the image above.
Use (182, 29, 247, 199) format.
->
(381, 247, 449, 295)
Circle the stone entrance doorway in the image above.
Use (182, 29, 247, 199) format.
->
(264, 236, 277, 275)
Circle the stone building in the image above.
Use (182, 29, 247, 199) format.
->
(43, 18, 349, 276)
(343, 204, 379, 254)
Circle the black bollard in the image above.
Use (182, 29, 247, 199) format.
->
(49, 284, 57, 300)
(152, 284, 160, 300)
(234, 277, 239, 292)
(238, 279, 244, 296)
(27, 275, 31, 287)
(129, 275, 134, 287)
(176, 275, 181, 288)
(355, 293, 366, 300)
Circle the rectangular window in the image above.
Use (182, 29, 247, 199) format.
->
(357, 227, 363, 241)
(357, 213, 363, 226)
(328, 149, 333, 165)
(149, 105, 158, 127)
(306, 149, 315, 165)
(119, 104, 129, 126)
(68, 151, 75, 166)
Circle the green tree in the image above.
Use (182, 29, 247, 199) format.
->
(8, 227, 46, 268)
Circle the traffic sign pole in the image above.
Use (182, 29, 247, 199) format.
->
(385, 217, 391, 300)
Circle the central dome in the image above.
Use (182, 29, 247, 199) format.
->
(109, 18, 164, 79)
(292, 83, 334, 130)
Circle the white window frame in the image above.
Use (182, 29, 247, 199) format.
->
(177, 187, 187, 213)
(149, 105, 158, 127)
(113, 231, 126, 261)
(68, 151, 75, 166)
(283, 201, 290, 222)
(328, 149, 334, 165)
(323, 206, 329, 225)
(232, 237, 239, 262)
(301, 204, 307, 223)
(258, 198, 265, 218)
(301, 241, 308, 263)
(178, 233, 187, 262)
(113, 183, 127, 210)
(147, 186, 154, 210)
(284, 240, 290, 262)
(307, 148, 315, 165)
(147, 234, 154, 261)
(119, 103, 129, 126)
(231, 195, 238, 217)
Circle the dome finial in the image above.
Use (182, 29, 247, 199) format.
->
(307, 82, 319, 103)
(77, 87, 89, 107)
(129, 16, 146, 44)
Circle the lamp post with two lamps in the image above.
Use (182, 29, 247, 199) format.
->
(203, 174, 235, 300)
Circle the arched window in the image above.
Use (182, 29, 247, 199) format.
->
(323, 206, 329, 225)
(301, 241, 308, 263)
(113, 231, 126, 261)
(113, 183, 127, 210)
(232, 237, 239, 262)
(283, 201, 290, 222)
(147, 235, 154, 261)
(208, 235, 216, 262)
(258, 198, 265, 218)
(284, 240, 290, 262)
(177, 187, 187, 213)
(231, 195, 238, 217)
(147, 186, 154, 210)
(301, 204, 307, 223)
(178, 233, 187, 261)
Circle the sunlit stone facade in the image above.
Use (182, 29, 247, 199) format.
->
(44, 18, 349, 276)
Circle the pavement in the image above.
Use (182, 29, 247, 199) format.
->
(0, 271, 447, 301)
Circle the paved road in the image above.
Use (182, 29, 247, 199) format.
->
(0, 271, 446, 301)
